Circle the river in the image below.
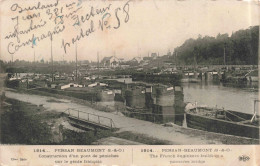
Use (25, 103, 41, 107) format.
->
(109, 77, 259, 114)
(182, 81, 258, 114)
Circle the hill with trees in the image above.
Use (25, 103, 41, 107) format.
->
(173, 26, 259, 65)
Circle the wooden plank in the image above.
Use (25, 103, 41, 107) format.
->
(68, 116, 112, 130)
(69, 121, 95, 131)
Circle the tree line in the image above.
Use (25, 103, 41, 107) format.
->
(173, 26, 259, 65)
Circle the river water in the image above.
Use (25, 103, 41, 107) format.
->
(182, 81, 259, 114)
(110, 78, 259, 114)
(4, 78, 259, 116)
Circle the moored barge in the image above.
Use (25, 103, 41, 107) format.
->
(185, 101, 260, 139)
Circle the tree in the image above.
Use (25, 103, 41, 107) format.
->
(173, 26, 259, 65)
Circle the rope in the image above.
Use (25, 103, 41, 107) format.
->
(225, 116, 233, 122)
(224, 110, 246, 121)
(122, 111, 185, 116)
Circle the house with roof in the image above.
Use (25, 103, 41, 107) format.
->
(88, 82, 108, 87)
(131, 57, 143, 63)
(151, 53, 158, 59)
(55, 83, 83, 90)
(101, 56, 121, 67)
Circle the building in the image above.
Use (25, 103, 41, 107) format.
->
(88, 82, 108, 87)
(57, 83, 83, 90)
(101, 56, 121, 67)
(143, 57, 152, 61)
(167, 51, 172, 57)
(151, 53, 158, 59)
(131, 57, 143, 64)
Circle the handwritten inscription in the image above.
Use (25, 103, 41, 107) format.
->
(5, 0, 132, 55)
(10, 0, 59, 13)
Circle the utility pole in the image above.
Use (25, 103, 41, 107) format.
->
(224, 43, 226, 66)
(11, 54, 13, 66)
(75, 42, 78, 82)
(51, 38, 54, 82)
(97, 51, 99, 79)
(34, 49, 36, 75)
(175, 51, 178, 67)
(193, 47, 198, 70)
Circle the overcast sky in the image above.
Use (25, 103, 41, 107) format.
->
(0, 0, 259, 62)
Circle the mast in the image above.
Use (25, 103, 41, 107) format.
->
(251, 99, 260, 122)
(193, 47, 198, 70)
(194, 54, 197, 69)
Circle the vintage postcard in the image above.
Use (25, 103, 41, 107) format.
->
(0, 0, 259, 165)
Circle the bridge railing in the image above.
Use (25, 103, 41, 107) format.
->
(64, 108, 116, 129)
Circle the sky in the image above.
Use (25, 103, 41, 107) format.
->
(0, 0, 259, 62)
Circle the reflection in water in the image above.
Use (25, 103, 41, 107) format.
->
(173, 87, 185, 126)
(120, 80, 258, 126)
(182, 81, 258, 114)
(150, 86, 185, 126)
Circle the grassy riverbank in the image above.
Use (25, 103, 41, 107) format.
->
(1, 98, 59, 144)
(0, 96, 173, 145)
(0, 97, 115, 145)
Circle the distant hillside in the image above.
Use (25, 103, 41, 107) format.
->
(173, 26, 259, 65)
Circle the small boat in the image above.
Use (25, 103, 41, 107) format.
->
(185, 100, 260, 139)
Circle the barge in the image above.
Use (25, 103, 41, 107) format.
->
(185, 100, 260, 139)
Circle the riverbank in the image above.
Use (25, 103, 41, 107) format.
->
(1, 73, 259, 145)
(4, 90, 259, 144)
